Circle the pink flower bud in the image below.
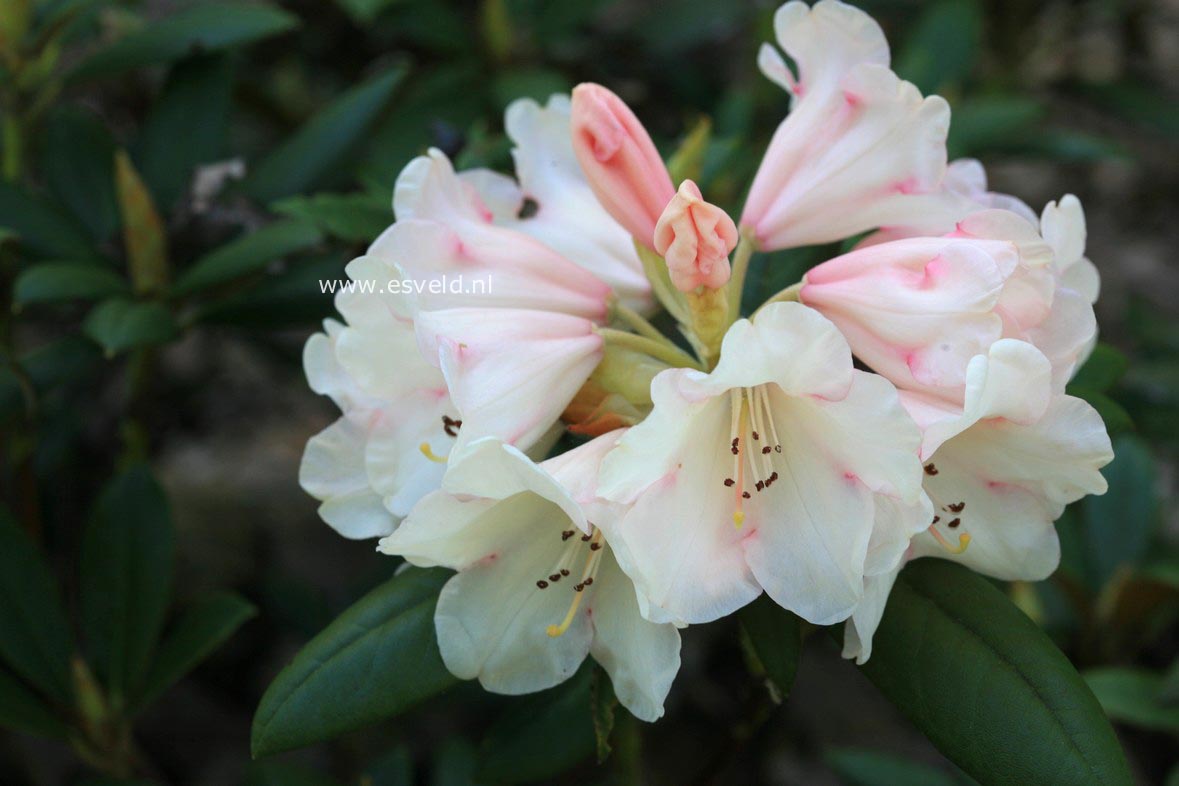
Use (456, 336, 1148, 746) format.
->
(570, 83, 676, 248)
(654, 180, 737, 292)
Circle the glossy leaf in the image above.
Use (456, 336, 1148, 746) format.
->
(1084, 668, 1179, 733)
(170, 219, 323, 296)
(0, 665, 70, 739)
(240, 67, 407, 203)
(83, 299, 177, 356)
(134, 592, 257, 711)
(115, 151, 169, 295)
(738, 593, 801, 700)
(0, 507, 75, 703)
(946, 96, 1044, 158)
(895, 0, 982, 94)
(14, 263, 128, 305)
(251, 567, 455, 756)
(135, 54, 234, 209)
(80, 465, 175, 703)
(825, 748, 963, 786)
(0, 181, 102, 261)
(41, 107, 119, 241)
(477, 665, 595, 784)
(859, 559, 1132, 786)
(1080, 435, 1158, 591)
(69, 3, 298, 81)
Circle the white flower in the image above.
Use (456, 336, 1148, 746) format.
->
(843, 340, 1113, 663)
(378, 434, 681, 722)
(596, 302, 929, 626)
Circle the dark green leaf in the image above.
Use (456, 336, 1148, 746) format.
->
(241, 67, 407, 203)
(83, 299, 177, 356)
(272, 192, 391, 243)
(0, 506, 75, 703)
(895, 0, 983, 94)
(1073, 81, 1179, 138)
(1080, 435, 1157, 591)
(251, 567, 456, 756)
(1020, 131, 1128, 163)
(0, 181, 102, 261)
(590, 665, 618, 763)
(946, 97, 1045, 159)
(489, 68, 570, 111)
(477, 665, 595, 784)
(170, 219, 323, 296)
(1069, 344, 1128, 393)
(0, 666, 70, 739)
(194, 251, 342, 329)
(244, 763, 342, 786)
(362, 746, 414, 786)
(80, 465, 174, 703)
(860, 559, 1132, 786)
(41, 107, 119, 241)
(1161, 659, 1179, 705)
(1084, 668, 1179, 733)
(14, 263, 128, 305)
(135, 54, 234, 209)
(134, 592, 257, 711)
(738, 593, 801, 700)
(333, 0, 403, 24)
(69, 3, 298, 81)
(825, 748, 963, 786)
(431, 737, 478, 786)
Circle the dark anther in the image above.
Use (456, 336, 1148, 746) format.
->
(537, 580, 549, 589)
(774, 445, 782, 453)
(932, 515, 940, 524)
(723, 478, 735, 487)
(755, 481, 765, 491)
(574, 583, 585, 592)
(549, 573, 561, 582)
(742, 491, 751, 499)
(517, 196, 539, 219)
(442, 415, 463, 437)
(583, 577, 594, 587)
(769, 471, 778, 482)
(581, 534, 592, 541)
(590, 542, 602, 551)
(948, 502, 965, 513)
(731, 446, 739, 455)
(948, 518, 961, 529)
(752, 431, 760, 440)
(560, 569, 570, 576)
(762, 446, 772, 454)
(924, 463, 939, 476)
(562, 530, 575, 540)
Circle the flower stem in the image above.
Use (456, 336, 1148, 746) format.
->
(613, 301, 668, 345)
(726, 227, 757, 324)
(597, 327, 702, 370)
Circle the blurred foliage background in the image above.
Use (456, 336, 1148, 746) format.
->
(0, 0, 1176, 784)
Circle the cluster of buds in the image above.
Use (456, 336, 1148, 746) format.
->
(300, 0, 1112, 719)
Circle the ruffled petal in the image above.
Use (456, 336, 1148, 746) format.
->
(300, 417, 396, 539)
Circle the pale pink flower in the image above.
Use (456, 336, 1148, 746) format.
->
(741, 0, 952, 251)
(653, 180, 738, 292)
(570, 83, 676, 249)
(596, 303, 929, 626)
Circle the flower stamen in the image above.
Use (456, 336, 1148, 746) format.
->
(546, 528, 606, 638)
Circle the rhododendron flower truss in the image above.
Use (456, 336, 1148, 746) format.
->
(378, 435, 680, 722)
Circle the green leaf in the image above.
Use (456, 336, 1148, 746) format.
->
(361, 746, 414, 786)
(41, 107, 119, 241)
(825, 748, 964, 786)
(194, 251, 342, 329)
(14, 263, 128, 305)
(895, 0, 983, 94)
(135, 54, 234, 209)
(133, 592, 257, 711)
(590, 665, 618, 763)
(80, 465, 174, 703)
(244, 763, 342, 786)
(1080, 435, 1158, 591)
(946, 96, 1045, 158)
(477, 665, 595, 784)
(251, 567, 456, 756)
(1069, 344, 1128, 393)
(1067, 388, 1133, 436)
(0, 181, 102, 261)
(0, 506, 75, 704)
(1084, 668, 1179, 733)
(83, 299, 177, 356)
(431, 737, 478, 786)
(170, 219, 323, 296)
(859, 559, 1132, 786)
(272, 192, 391, 244)
(241, 66, 407, 203)
(333, 0, 404, 24)
(0, 665, 70, 739)
(738, 593, 801, 700)
(488, 68, 570, 111)
(69, 3, 298, 81)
